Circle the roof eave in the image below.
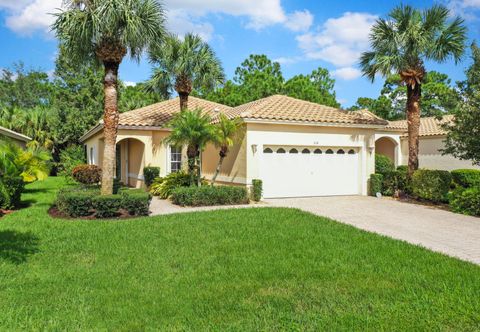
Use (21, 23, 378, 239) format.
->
(80, 124, 171, 143)
(242, 118, 388, 129)
(0, 127, 31, 142)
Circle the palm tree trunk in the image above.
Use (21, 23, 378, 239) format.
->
(100, 61, 120, 195)
(406, 83, 421, 176)
(211, 148, 227, 185)
(187, 145, 197, 186)
(179, 92, 189, 110)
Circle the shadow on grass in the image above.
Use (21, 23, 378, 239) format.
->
(19, 199, 37, 208)
(0, 230, 39, 264)
(23, 188, 50, 194)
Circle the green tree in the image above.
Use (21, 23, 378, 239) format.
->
(53, 0, 166, 195)
(211, 114, 243, 184)
(284, 67, 339, 107)
(349, 96, 396, 120)
(443, 43, 480, 165)
(360, 4, 467, 175)
(119, 83, 162, 113)
(165, 109, 216, 186)
(147, 33, 225, 110)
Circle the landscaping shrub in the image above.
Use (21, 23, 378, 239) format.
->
(411, 169, 452, 203)
(92, 195, 122, 218)
(150, 171, 191, 199)
(382, 170, 409, 196)
(56, 187, 98, 217)
(451, 169, 480, 188)
(143, 167, 160, 187)
(251, 179, 262, 201)
(375, 154, 395, 175)
(369, 174, 383, 196)
(171, 185, 249, 206)
(0, 176, 25, 210)
(121, 190, 151, 216)
(449, 187, 480, 216)
(72, 165, 102, 185)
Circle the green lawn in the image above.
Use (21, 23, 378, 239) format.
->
(0, 177, 479, 330)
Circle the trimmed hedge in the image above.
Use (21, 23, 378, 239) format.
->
(382, 170, 409, 196)
(171, 185, 249, 206)
(251, 179, 262, 201)
(72, 165, 102, 185)
(375, 154, 395, 175)
(143, 167, 160, 187)
(56, 186, 151, 218)
(121, 190, 151, 216)
(92, 195, 123, 218)
(449, 187, 480, 216)
(451, 169, 480, 188)
(0, 176, 25, 210)
(412, 169, 452, 203)
(369, 174, 383, 196)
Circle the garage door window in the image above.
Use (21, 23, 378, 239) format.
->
(289, 148, 298, 154)
(326, 149, 334, 154)
(314, 149, 322, 154)
(348, 149, 356, 154)
(277, 148, 286, 153)
(264, 148, 273, 153)
(337, 149, 345, 154)
(302, 148, 310, 154)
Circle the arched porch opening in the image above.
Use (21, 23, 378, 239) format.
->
(116, 137, 146, 188)
(375, 136, 399, 166)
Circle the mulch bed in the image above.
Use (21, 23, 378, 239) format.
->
(48, 206, 147, 220)
(0, 209, 14, 218)
(384, 195, 451, 212)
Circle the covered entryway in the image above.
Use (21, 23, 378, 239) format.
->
(375, 136, 399, 165)
(260, 146, 361, 198)
(116, 138, 146, 188)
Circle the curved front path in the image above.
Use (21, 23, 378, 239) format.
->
(266, 196, 480, 265)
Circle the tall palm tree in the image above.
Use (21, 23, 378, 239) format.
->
(165, 109, 216, 186)
(52, 0, 166, 194)
(360, 5, 466, 175)
(147, 33, 225, 110)
(211, 114, 242, 185)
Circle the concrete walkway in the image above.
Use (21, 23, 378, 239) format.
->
(266, 196, 480, 265)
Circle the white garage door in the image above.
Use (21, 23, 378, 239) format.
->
(260, 146, 361, 198)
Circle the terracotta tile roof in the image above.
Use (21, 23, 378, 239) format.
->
(118, 96, 232, 127)
(386, 115, 454, 137)
(225, 95, 388, 126)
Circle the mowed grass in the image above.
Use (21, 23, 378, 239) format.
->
(0, 178, 479, 330)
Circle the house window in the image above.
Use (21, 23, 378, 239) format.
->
(170, 146, 182, 173)
(90, 147, 94, 164)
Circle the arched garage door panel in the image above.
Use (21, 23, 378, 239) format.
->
(260, 147, 360, 198)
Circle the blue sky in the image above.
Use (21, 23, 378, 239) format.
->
(0, 0, 479, 107)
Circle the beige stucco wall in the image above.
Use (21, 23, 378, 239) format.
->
(202, 127, 247, 185)
(400, 136, 480, 171)
(245, 122, 377, 195)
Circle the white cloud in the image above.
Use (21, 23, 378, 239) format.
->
(273, 56, 300, 65)
(124, 81, 137, 87)
(448, 0, 480, 20)
(296, 12, 377, 67)
(284, 10, 313, 32)
(167, 9, 215, 41)
(2, 0, 61, 36)
(332, 67, 362, 80)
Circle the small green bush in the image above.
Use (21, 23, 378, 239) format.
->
(382, 170, 409, 196)
(449, 187, 480, 216)
(0, 176, 25, 210)
(143, 167, 160, 187)
(121, 190, 151, 216)
(72, 164, 102, 185)
(56, 187, 98, 217)
(171, 185, 249, 207)
(369, 174, 383, 196)
(92, 195, 122, 218)
(412, 169, 452, 203)
(251, 179, 262, 201)
(451, 169, 480, 188)
(375, 154, 395, 175)
(150, 171, 191, 199)
(58, 145, 86, 180)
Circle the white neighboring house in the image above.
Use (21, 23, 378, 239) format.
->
(81, 95, 478, 198)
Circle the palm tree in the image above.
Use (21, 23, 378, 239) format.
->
(147, 33, 225, 110)
(165, 109, 216, 186)
(211, 114, 242, 185)
(360, 5, 466, 175)
(52, 0, 166, 194)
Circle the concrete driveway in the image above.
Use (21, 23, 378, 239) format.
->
(265, 196, 480, 265)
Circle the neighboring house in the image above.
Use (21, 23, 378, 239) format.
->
(81, 95, 478, 198)
(0, 126, 31, 148)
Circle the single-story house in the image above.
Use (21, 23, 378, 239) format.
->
(80, 95, 479, 198)
(0, 126, 31, 148)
